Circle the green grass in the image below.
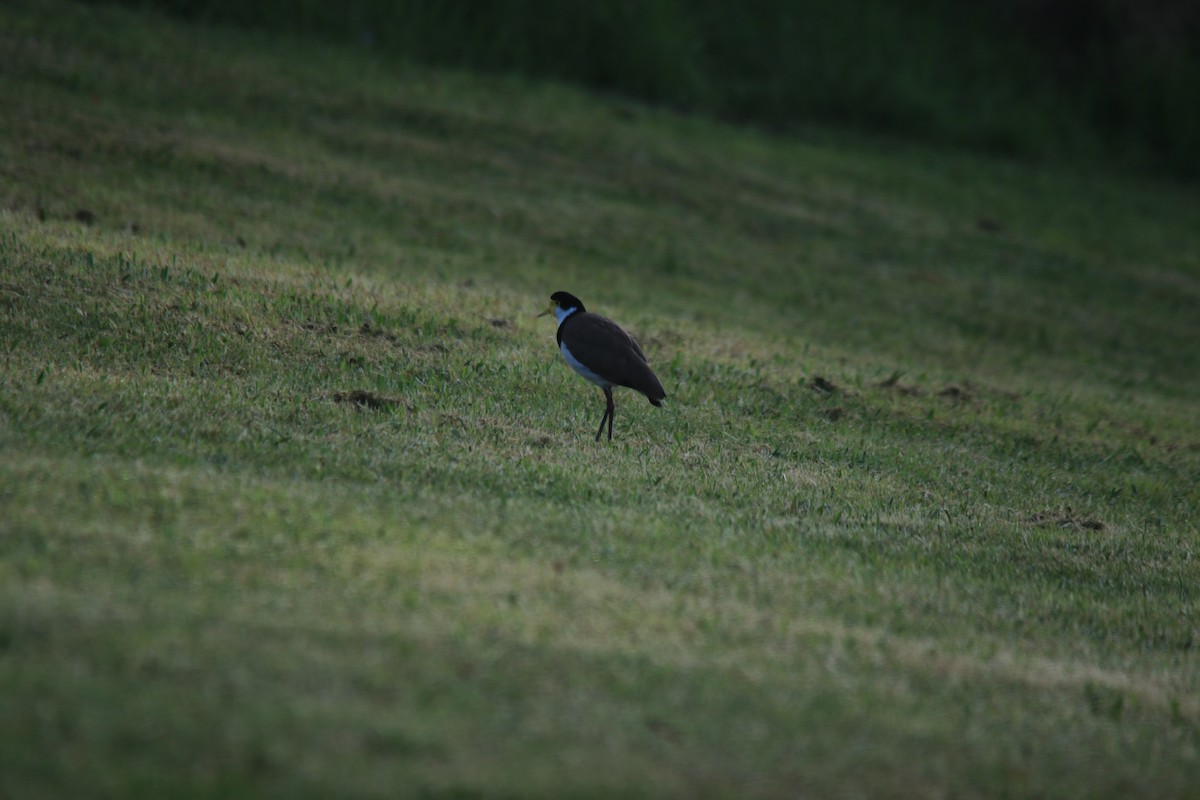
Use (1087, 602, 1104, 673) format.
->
(2, 1, 1199, 797)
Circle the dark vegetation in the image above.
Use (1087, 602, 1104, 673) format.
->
(95, 0, 1200, 175)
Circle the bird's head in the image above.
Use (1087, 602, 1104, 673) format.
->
(538, 291, 586, 323)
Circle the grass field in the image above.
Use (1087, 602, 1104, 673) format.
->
(2, 1, 1199, 797)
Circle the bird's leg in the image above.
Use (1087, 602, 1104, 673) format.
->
(605, 387, 615, 441)
(592, 388, 617, 442)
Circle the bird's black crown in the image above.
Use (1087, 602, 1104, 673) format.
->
(550, 291, 585, 313)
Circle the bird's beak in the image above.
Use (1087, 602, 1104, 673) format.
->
(536, 302, 554, 318)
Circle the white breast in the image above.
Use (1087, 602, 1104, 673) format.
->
(560, 341, 611, 388)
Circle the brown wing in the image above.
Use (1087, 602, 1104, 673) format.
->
(561, 313, 666, 404)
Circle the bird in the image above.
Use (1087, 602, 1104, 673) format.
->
(539, 291, 666, 441)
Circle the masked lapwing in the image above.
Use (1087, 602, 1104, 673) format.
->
(539, 291, 666, 441)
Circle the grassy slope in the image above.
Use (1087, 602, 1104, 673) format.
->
(2, 1, 1199, 797)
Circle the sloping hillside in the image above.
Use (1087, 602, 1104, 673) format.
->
(2, 2, 1198, 797)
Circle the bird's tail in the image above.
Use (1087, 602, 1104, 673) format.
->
(626, 361, 666, 407)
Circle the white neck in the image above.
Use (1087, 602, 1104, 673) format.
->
(553, 306, 580, 326)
